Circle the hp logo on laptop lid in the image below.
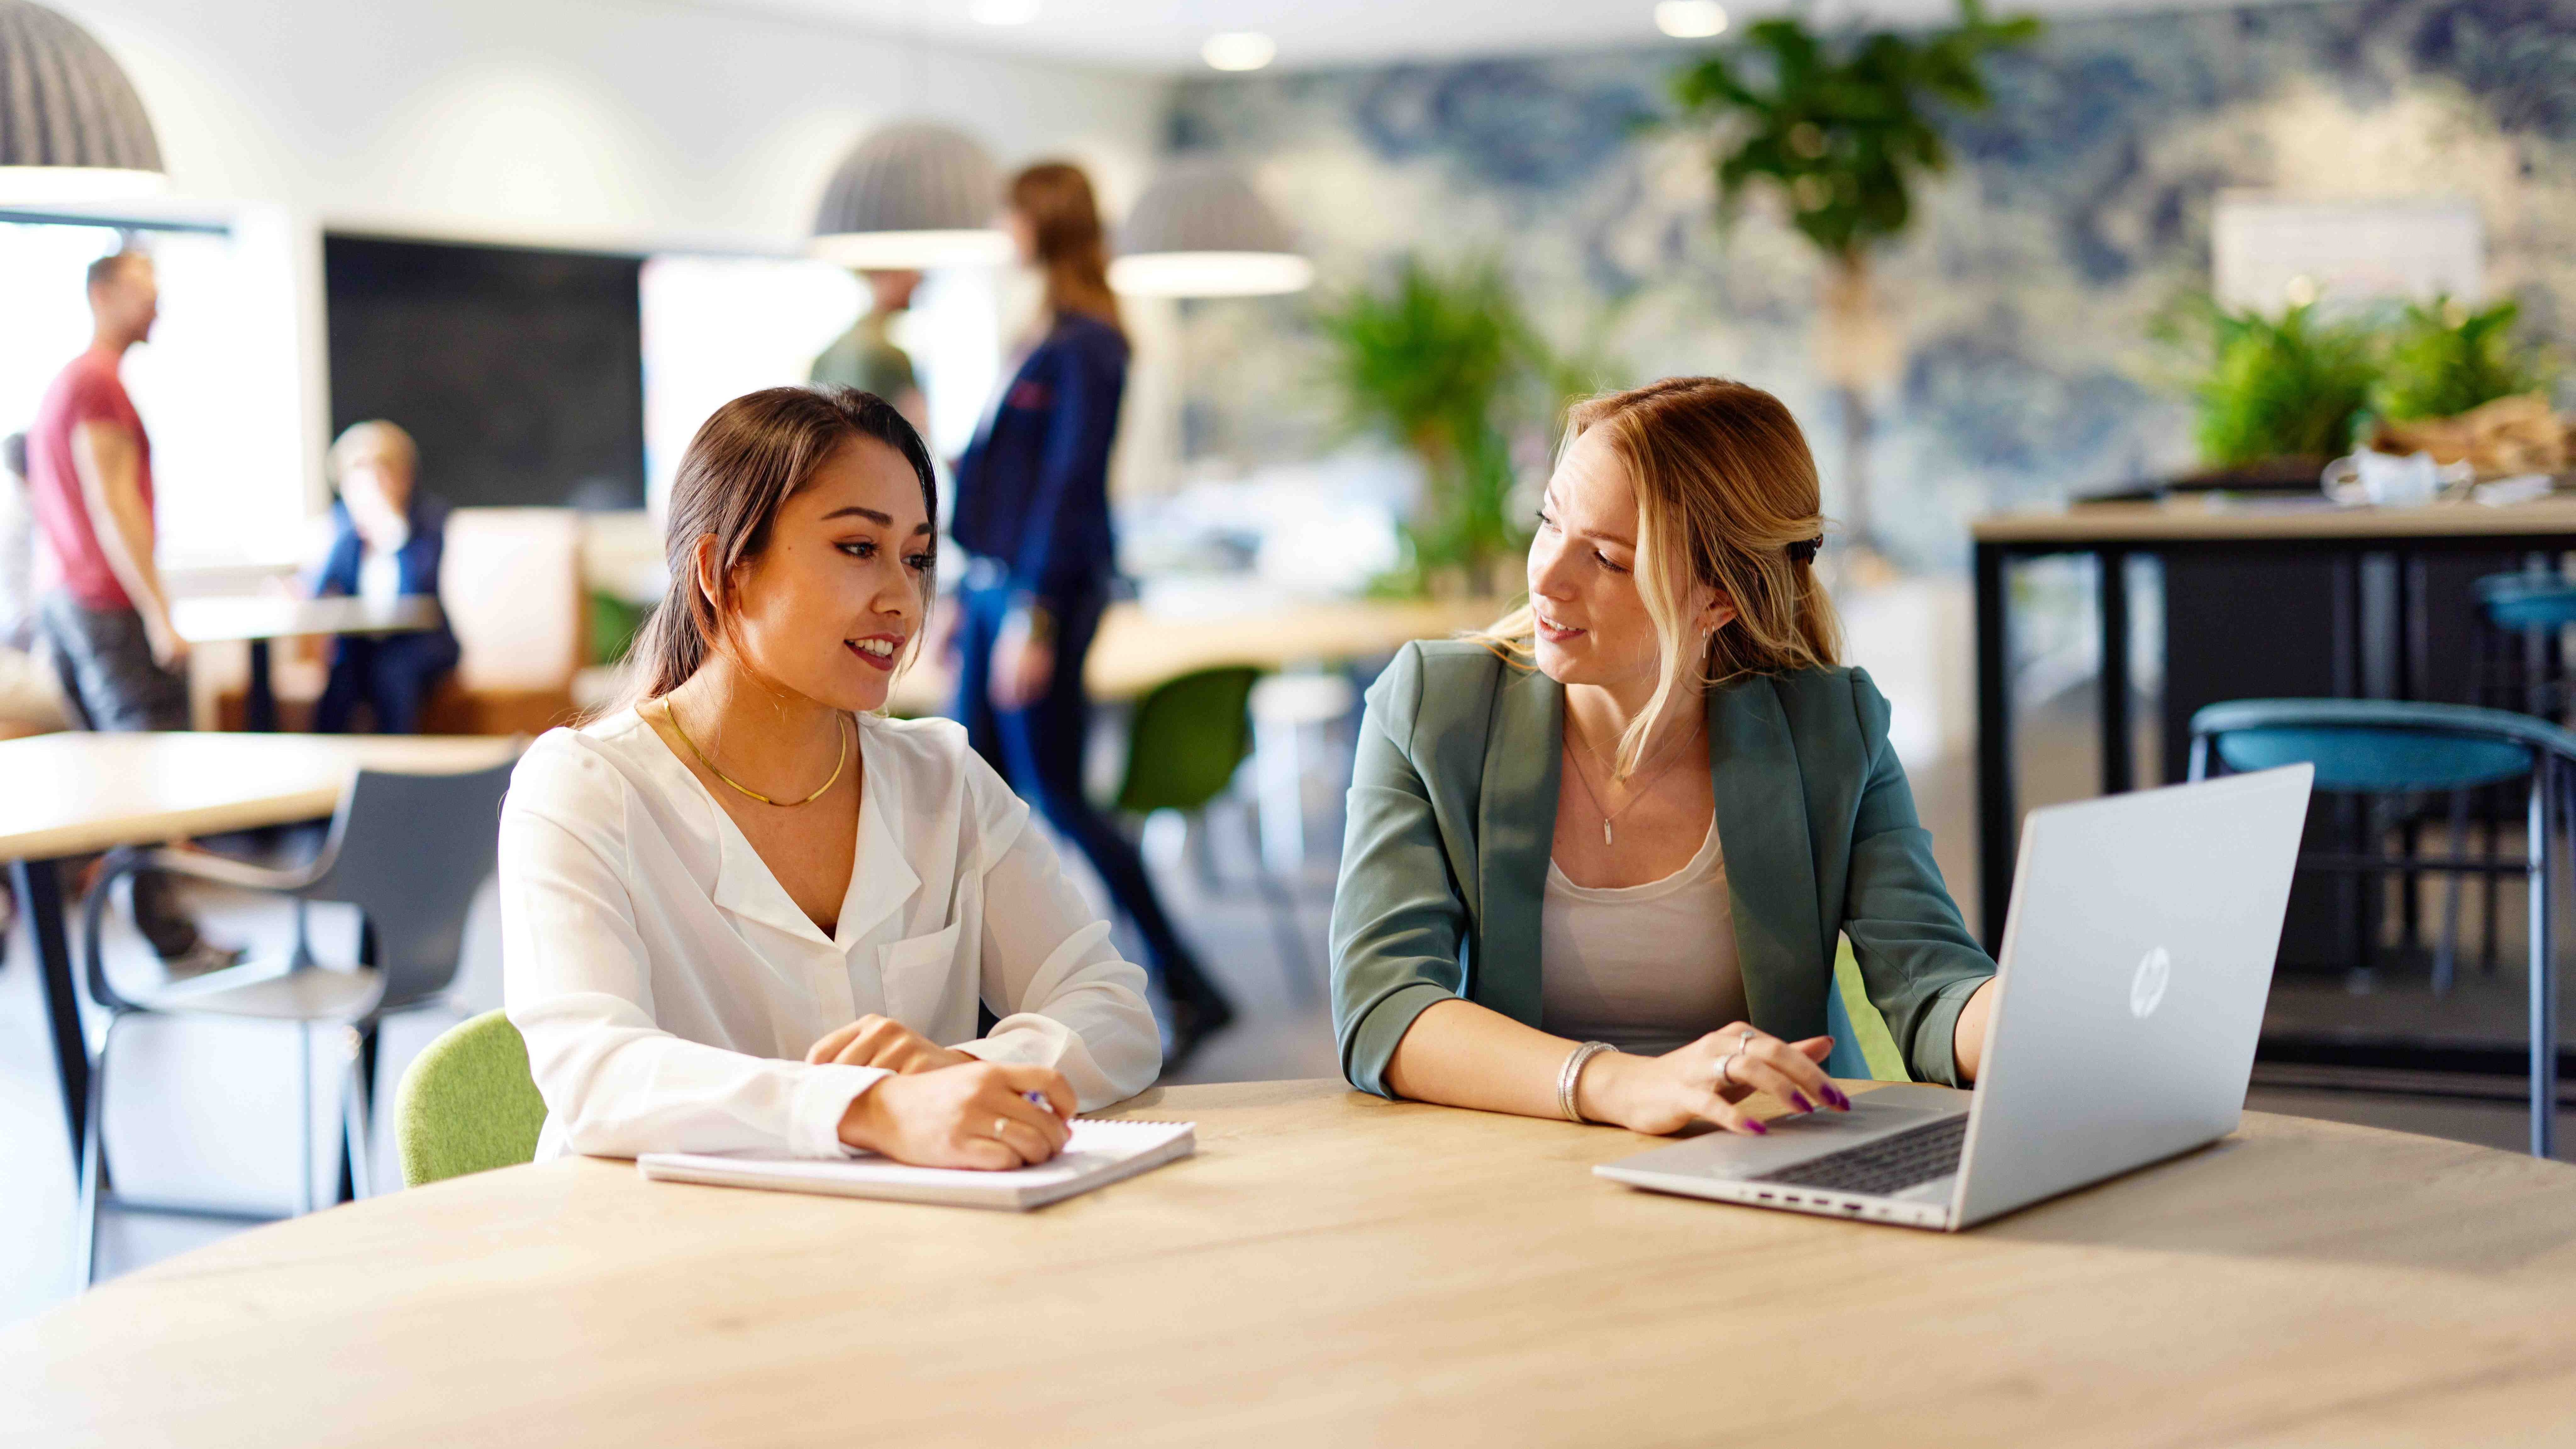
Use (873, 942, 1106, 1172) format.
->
(2130, 946, 2172, 1019)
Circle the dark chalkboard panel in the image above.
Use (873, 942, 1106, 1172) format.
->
(324, 234, 644, 510)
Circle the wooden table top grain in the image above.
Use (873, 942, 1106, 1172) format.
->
(0, 732, 522, 860)
(1972, 494, 2576, 546)
(7, 1078, 2575, 1446)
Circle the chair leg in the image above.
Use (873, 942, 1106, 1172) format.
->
(341, 1027, 374, 1202)
(297, 1021, 317, 1216)
(2436, 788, 2469, 995)
(2529, 770, 2556, 1159)
(78, 1013, 120, 1286)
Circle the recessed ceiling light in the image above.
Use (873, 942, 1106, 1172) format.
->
(1202, 32, 1277, 71)
(1655, 1, 1729, 38)
(969, 0, 1040, 23)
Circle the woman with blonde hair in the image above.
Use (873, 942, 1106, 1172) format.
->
(1329, 377, 1996, 1136)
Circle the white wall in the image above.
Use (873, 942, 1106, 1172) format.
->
(45, 0, 1174, 536)
(68, 0, 1171, 250)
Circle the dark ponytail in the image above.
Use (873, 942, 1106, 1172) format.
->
(609, 386, 936, 713)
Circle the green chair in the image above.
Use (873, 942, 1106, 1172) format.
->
(394, 1009, 549, 1187)
(1112, 666, 1314, 1003)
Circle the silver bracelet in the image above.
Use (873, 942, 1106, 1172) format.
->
(1557, 1041, 1616, 1124)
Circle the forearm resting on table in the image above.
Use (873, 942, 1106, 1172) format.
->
(1383, 998, 1595, 1121)
(1951, 977, 1998, 1084)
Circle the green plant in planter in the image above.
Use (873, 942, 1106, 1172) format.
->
(2173, 300, 2380, 468)
(2377, 297, 2552, 422)
(1671, 0, 2040, 549)
(1315, 255, 1544, 597)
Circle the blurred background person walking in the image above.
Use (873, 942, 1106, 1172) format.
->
(23, 250, 236, 976)
(949, 162, 1236, 1065)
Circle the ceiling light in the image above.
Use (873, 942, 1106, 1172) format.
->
(811, 121, 1014, 269)
(1112, 160, 1311, 298)
(1655, 1, 1729, 39)
(0, 0, 168, 203)
(968, 0, 1040, 24)
(1202, 32, 1277, 71)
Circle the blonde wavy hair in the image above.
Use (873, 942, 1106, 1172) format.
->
(1477, 376, 1841, 776)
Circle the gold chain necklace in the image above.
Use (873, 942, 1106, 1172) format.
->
(659, 698, 848, 807)
(1563, 718, 1695, 847)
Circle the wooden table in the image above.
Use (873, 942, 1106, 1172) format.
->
(171, 596, 444, 731)
(1972, 494, 2576, 951)
(9, 1077, 2576, 1445)
(890, 596, 1502, 713)
(0, 732, 522, 1168)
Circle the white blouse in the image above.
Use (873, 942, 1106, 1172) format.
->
(499, 707, 1161, 1162)
(1538, 818, 1748, 1058)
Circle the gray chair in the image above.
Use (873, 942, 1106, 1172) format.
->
(76, 760, 515, 1281)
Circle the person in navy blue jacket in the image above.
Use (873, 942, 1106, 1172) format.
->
(310, 421, 460, 734)
(950, 162, 1237, 1064)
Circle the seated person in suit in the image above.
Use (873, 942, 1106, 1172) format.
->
(1329, 378, 1997, 1138)
(310, 421, 460, 733)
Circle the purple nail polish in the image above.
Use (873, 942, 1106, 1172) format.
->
(1743, 1119, 1768, 1135)
(1825, 1086, 1852, 1110)
(1789, 1091, 1815, 1113)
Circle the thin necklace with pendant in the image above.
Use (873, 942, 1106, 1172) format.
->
(659, 697, 849, 807)
(1564, 719, 1695, 846)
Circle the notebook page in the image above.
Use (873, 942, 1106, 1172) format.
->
(636, 1119, 1194, 1209)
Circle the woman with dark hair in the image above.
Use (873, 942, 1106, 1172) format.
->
(951, 160, 1236, 1061)
(501, 386, 1159, 1169)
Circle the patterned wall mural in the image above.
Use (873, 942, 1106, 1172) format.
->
(1163, 0, 2576, 568)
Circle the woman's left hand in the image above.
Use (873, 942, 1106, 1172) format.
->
(806, 1015, 976, 1075)
(989, 614, 1054, 710)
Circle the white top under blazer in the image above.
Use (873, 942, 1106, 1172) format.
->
(499, 707, 1162, 1162)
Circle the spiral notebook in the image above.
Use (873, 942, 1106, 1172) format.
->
(636, 1119, 1195, 1211)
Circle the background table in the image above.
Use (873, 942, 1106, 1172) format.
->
(10, 1077, 2576, 1445)
(171, 595, 445, 732)
(1973, 494, 2576, 952)
(0, 731, 522, 1168)
(889, 596, 1502, 714)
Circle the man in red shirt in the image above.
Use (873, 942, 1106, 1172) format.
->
(27, 250, 233, 972)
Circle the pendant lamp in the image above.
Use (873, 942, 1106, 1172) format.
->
(0, 0, 166, 203)
(1110, 158, 1311, 298)
(811, 121, 1011, 269)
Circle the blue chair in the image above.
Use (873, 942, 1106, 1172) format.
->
(2190, 699, 2573, 1157)
(2465, 572, 2576, 971)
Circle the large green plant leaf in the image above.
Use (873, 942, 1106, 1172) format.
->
(1672, 0, 2041, 262)
(2377, 297, 2554, 421)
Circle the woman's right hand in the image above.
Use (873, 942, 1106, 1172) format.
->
(836, 1060, 1077, 1169)
(1577, 1025, 1848, 1137)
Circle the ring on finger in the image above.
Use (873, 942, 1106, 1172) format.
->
(991, 1116, 1012, 1141)
(1715, 1044, 1748, 1087)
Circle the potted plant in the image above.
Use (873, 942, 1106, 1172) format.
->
(1314, 255, 1550, 597)
(1671, 0, 2040, 552)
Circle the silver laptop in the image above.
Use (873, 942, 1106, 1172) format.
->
(1595, 764, 2314, 1231)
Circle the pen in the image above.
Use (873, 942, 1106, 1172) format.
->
(1025, 1089, 1059, 1118)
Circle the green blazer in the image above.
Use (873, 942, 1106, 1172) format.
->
(1329, 640, 1994, 1097)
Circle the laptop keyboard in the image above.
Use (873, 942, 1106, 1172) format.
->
(1747, 1114, 1969, 1197)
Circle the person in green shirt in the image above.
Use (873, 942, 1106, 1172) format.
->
(810, 270, 927, 435)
